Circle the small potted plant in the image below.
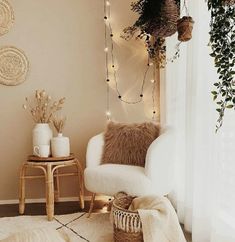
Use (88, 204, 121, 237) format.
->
(51, 116, 70, 157)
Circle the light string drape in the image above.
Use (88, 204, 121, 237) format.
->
(103, 0, 158, 121)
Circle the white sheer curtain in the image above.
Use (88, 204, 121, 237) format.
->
(165, 1, 235, 241)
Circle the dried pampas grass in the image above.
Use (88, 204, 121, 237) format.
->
(52, 116, 66, 134)
(23, 90, 66, 123)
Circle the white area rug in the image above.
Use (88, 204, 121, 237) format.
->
(0, 213, 113, 242)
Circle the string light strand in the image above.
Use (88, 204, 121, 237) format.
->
(104, 0, 158, 119)
(104, 0, 111, 119)
(152, 62, 157, 121)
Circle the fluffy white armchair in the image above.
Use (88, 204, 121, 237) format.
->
(84, 130, 174, 215)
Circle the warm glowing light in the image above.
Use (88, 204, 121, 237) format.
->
(104, 47, 109, 52)
(149, 62, 153, 66)
(106, 1, 110, 6)
(106, 111, 111, 116)
(150, 79, 155, 83)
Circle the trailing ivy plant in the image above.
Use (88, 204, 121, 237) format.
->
(208, 0, 235, 131)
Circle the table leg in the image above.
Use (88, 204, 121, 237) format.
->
(54, 169, 60, 203)
(19, 164, 27, 214)
(75, 159, 84, 209)
(46, 164, 54, 221)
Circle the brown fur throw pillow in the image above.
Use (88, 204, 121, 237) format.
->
(101, 122, 160, 167)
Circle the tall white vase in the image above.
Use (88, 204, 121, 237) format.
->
(51, 133, 70, 157)
(33, 123, 53, 155)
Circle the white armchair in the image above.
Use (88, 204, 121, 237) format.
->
(84, 130, 174, 215)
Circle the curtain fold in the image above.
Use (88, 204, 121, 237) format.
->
(165, 1, 235, 241)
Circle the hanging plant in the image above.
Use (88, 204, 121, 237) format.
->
(208, 0, 235, 131)
(177, 0, 194, 42)
(121, 0, 180, 67)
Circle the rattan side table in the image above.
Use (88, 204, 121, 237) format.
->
(19, 154, 84, 221)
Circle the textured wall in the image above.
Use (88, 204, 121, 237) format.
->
(0, 0, 162, 201)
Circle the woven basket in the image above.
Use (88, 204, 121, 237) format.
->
(177, 16, 194, 42)
(112, 193, 143, 242)
(151, 0, 180, 38)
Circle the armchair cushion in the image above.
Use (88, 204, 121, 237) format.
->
(84, 164, 154, 196)
(101, 121, 160, 167)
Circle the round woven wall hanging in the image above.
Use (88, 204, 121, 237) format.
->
(0, 46, 29, 86)
(0, 0, 15, 36)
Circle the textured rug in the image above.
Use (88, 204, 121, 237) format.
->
(0, 213, 113, 242)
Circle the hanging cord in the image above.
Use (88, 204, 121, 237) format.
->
(181, 0, 189, 16)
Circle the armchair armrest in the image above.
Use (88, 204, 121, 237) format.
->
(145, 129, 175, 195)
(86, 133, 104, 167)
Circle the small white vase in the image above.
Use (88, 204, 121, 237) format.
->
(33, 123, 53, 155)
(51, 133, 70, 157)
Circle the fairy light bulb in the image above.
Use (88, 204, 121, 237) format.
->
(104, 47, 109, 52)
(106, 111, 111, 117)
(104, 16, 110, 24)
(106, 0, 110, 6)
(150, 79, 155, 83)
(149, 62, 153, 66)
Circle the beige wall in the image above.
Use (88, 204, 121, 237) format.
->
(0, 0, 162, 201)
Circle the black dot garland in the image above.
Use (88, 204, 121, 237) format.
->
(104, 0, 158, 120)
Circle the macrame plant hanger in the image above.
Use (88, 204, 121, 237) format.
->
(177, 0, 194, 42)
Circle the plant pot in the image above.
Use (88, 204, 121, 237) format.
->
(177, 16, 194, 42)
(51, 133, 70, 157)
(32, 123, 53, 155)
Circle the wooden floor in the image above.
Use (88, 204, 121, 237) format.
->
(0, 200, 106, 217)
(0, 200, 192, 241)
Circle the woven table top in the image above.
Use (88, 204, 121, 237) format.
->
(27, 154, 75, 162)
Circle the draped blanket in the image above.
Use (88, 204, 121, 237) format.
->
(129, 196, 187, 242)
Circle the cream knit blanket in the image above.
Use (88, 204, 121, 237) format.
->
(129, 196, 186, 242)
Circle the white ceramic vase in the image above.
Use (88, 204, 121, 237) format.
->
(33, 123, 53, 155)
(51, 133, 70, 157)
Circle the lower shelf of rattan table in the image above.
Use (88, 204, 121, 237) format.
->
(19, 157, 84, 221)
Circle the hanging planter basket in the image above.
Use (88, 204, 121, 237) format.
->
(122, 0, 180, 40)
(177, 16, 194, 42)
(122, 0, 182, 68)
(151, 0, 180, 38)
